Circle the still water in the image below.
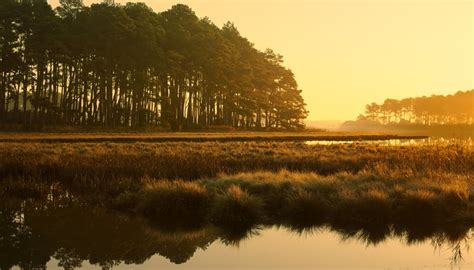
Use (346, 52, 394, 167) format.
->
(42, 227, 473, 270)
(306, 137, 473, 147)
(2, 204, 473, 270)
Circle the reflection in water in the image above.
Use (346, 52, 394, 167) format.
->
(1, 198, 473, 270)
(305, 137, 473, 147)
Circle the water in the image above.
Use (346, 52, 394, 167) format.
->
(305, 137, 473, 147)
(2, 205, 473, 270)
(3, 137, 473, 269)
(40, 227, 473, 270)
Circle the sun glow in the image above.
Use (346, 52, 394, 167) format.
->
(49, 0, 474, 121)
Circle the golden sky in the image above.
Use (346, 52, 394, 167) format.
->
(49, 0, 474, 121)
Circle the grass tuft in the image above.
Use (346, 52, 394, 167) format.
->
(135, 180, 211, 228)
(210, 185, 263, 228)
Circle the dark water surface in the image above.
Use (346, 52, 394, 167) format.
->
(2, 203, 473, 270)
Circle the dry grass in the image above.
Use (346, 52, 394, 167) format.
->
(204, 171, 474, 226)
(0, 139, 472, 231)
(132, 180, 211, 229)
(105, 170, 474, 230)
(0, 141, 471, 185)
(210, 185, 263, 228)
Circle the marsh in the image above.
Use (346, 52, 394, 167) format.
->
(1, 135, 472, 269)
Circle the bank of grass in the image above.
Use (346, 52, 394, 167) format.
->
(0, 140, 472, 231)
(112, 170, 474, 230)
(209, 185, 263, 228)
(0, 141, 471, 185)
(136, 180, 211, 228)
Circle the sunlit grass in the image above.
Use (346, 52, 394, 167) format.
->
(134, 180, 211, 228)
(104, 170, 474, 230)
(210, 185, 263, 228)
(1, 140, 472, 231)
(0, 141, 471, 183)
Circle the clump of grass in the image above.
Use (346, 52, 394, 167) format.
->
(281, 189, 329, 226)
(135, 180, 211, 229)
(210, 185, 263, 228)
(394, 190, 438, 226)
(332, 188, 392, 229)
(205, 171, 303, 218)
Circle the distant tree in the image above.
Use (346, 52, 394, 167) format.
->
(360, 90, 474, 125)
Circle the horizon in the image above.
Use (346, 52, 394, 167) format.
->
(48, 0, 474, 122)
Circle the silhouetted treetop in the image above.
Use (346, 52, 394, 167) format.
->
(358, 90, 473, 125)
(0, 0, 308, 130)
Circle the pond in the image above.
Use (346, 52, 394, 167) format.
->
(2, 204, 473, 270)
(42, 228, 473, 270)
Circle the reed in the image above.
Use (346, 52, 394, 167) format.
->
(0, 141, 471, 184)
(105, 170, 474, 230)
(1, 140, 472, 230)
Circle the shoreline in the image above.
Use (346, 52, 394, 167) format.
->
(0, 132, 429, 143)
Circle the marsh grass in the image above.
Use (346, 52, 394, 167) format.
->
(1, 140, 473, 231)
(1, 142, 471, 183)
(134, 180, 212, 229)
(103, 170, 474, 231)
(280, 189, 330, 226)
(210, 185, 263, 228)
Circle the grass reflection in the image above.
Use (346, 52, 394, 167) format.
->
(0, 196, 472, 269)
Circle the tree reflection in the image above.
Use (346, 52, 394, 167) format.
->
(0, 198, 472, 270)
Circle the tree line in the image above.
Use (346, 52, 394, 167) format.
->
(358, 90, 473, 125)
(0, 0, 308, 130)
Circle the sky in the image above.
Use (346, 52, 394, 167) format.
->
(48, 0, 474, 121)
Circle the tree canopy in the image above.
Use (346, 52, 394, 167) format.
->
(0, 0, 308, 130)
(358, 90, 473, 125)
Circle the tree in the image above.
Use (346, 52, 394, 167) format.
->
(0, 2, 308, 130)
(57, 0, 84, 18)
(360, 90, 474, 125)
